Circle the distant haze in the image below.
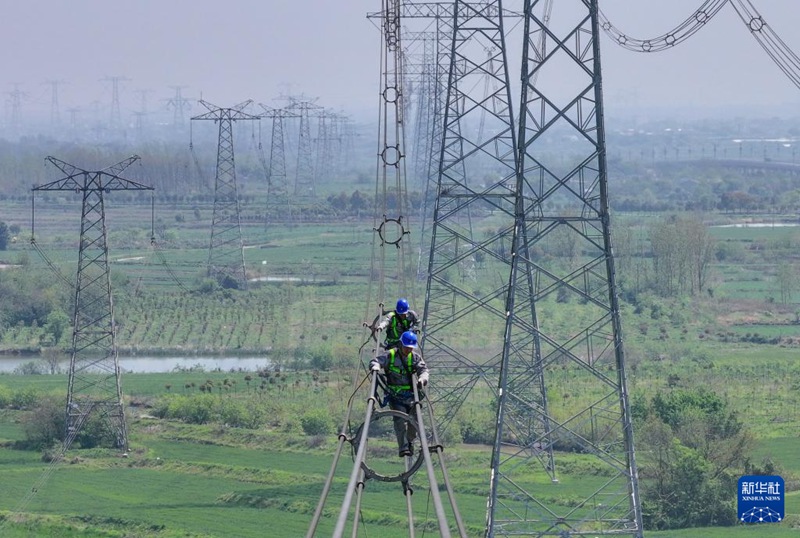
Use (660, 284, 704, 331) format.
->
(0, 0, 797, 126)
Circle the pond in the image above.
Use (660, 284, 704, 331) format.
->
(0, 355, 272, 374)
(712, 222, 800, 228)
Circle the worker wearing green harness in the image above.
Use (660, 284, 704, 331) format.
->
(376, 298, 420, 350)
(369, 331, 429, 458)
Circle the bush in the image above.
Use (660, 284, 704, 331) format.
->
(20, 395, 125, 450)
(166, 394, 215, 424)
(218, 399, 262, 429)
(11, 387, 39, 409)
(13, 361, 45, 375)
(75, 412, 120, 449)
(300, 408, 332, 436)
(23, 396, 65, 450)
(307, 346, 333, 371)
(0, 385, 11, 408)
(455, 410, 494, 445)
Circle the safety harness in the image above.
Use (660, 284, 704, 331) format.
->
(385, 313, 413, 347)
(378, 348, 419, 406)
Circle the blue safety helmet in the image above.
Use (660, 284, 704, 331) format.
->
(400, 331, 418, 348)
(396, 298, 410, 314)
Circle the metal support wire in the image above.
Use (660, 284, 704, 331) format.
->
(404, 464, 416, 538)
(411, 378, 454, 538)
(307, 373, 373, 537)
(351, 468, 368, 538)
(333, 372, 381, 538)
(309, 368, 466, 537)
(420, 390, 467, 537)
(29, 190, 75, 289)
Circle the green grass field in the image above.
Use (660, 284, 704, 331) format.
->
(0, 362, 799, 537)
(3, 204, 800, 535)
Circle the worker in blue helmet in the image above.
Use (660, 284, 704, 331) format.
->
(369, 330, 429, 458)
(376, 298, 419, 350)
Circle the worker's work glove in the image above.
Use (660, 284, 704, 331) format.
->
(417, 372, 429, 389)
(370, 362, 381, 372)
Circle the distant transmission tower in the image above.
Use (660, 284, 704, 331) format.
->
(133, 89, 153, 138)
(32, 156, 153, 451)
(258, 104, 298, 225)
(313, 108, 339, 186)
(286, 96, 322, 198)
(7, 84, 26, 137)
(102, 76, 130, 129)
(191, 100, 259, 289)
(387, 4, 455, 281)
(167, 85, 192, 129)
(45, 79, 65, 128)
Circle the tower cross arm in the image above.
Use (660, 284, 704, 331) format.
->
(34, 155, 152, 192)
(192, 99, 259, 121)
(101, 155, 141, 176)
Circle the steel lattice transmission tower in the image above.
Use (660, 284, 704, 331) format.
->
(167, 85, 192, 130)
(286, 96, 322, 198)
(102, 76, 129, 130)
(422, 0, 519, 431)
(383, 3, 457, 281)
(422, 0, 643, 536)
(45, 79, 64, 129)
(259, 104, 298, 225)
(191, 100, 259, 290)
(33, 156, 153, 451)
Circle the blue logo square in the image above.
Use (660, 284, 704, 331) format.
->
(738, 475, 784, 523)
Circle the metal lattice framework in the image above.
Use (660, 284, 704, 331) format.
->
(167, 85, 192, 129)
(420, 0, 643, 536)
(102, 76, 129, 130)
(259, 104, 298, 224)
(422, 0, 519, 434)
(386, 4, 456, 282)
(313, 109, 337, 189)
(191, 100, 258, 289)
(33, 155, 153, 451)
(286, 97, 323, 198)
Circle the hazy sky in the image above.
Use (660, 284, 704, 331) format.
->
(1, 0, 798, 124)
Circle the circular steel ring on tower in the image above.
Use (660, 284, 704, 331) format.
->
(748, 17, 764, 32)
(351, 409, 424, 483)
(384, 16, 399, 34)
(640, 41, 652, 52)
(380, 145, 401, 167)
(376, 216, 408, 247)
(383, 86, 400, 104)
